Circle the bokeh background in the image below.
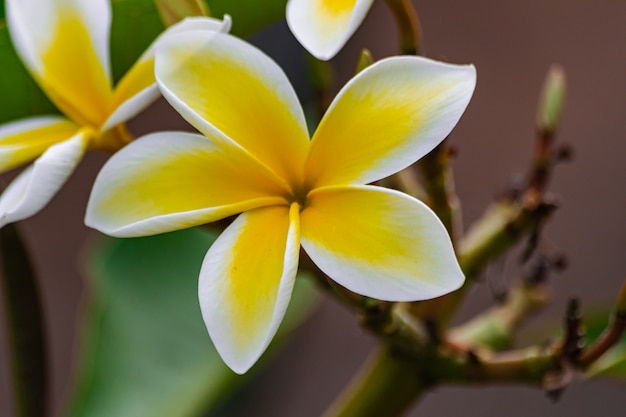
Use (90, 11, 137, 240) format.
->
(1, 0, 626, 416)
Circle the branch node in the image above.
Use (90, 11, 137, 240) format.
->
(543, 361, 573, 403)
(562, 298, 585, 362)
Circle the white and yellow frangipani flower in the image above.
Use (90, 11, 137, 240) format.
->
(85, 30, 476, 373)
(0, 0, 230, 227)
(286, 0, 374, 60)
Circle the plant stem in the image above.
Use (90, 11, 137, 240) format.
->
(578, 280, 626, 367)
(448, 281, 550, 351)
(435, 346, 561, 386)
(416, 144, 460, 239)
(0, 223, 48, 417)
(384, 0, 422, 55)
(322, 347, 424, 417)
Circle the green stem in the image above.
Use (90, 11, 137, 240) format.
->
(578, 279, 626, 368)
(0, 223, 48, 417)
(322, 347, 424, 417)
(416, 144, 459, 239)
(435, 346, 561, 386)
(448, 281, 550, 351)
(384, 0, 422, 55)
(323, 339, 562, 417)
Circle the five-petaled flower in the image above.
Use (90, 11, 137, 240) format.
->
(0, 0, 229, 227)
(287, 0, 374, 60)
(85, 30, 476, 373)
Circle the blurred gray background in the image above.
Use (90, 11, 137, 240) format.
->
(1, 0, 626, 416)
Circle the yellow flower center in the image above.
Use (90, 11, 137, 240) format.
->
(288, 185, 311, 211)
(88, 124, 133, 153)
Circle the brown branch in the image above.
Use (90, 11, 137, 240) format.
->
(561, 298, 584, 362)
(578, 280, 626, 367)
(578, 312, 626, 367)
(416, 143, 461, 240)
(384, 0, 422, 55)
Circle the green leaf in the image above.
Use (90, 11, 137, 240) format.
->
(355, 49, 374, 74)
(110, 0, 164, 82)
(66, 228, 319, 417)
(0, 25, 58, 124)
(585, 313, 626, 381)
(206, 0, 287, 37)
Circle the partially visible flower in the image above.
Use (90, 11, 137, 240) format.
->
(86, 31, 476, 373)
(286, 0, 374, 60)
(0, 0, 230, 226)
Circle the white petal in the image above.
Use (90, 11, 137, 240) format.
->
(0, 116, 80, 172)
(102, 16, 233, 132)
(85, 131, 289, 237)
(101, 85, 161, 132)
(7, 0, 112, 126)
(0, 129, 89, 227)
(286, 0, 374, 60)
(155, 31, 310, 185)
(300, 185, 464, 301)
(199, 204, 300, 374)
(306, 56, 476, 188)
(6, 0, 111, 80)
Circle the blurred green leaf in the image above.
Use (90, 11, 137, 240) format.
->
(585, 313, 626, 380)
(110, 0, 164, 82)
(355, 49, 374, 74)
(66, 228, 319, 417)
(206, 0, 287, 36)
(0, 25, 58, 124)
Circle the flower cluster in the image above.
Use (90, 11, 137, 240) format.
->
(0, 0, 230, 227)
(0, 0, 476, 373)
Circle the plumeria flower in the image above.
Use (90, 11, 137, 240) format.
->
(85, 30, 476, 373)
(287, 0, 374, 60)
(0, 0, 230, 227)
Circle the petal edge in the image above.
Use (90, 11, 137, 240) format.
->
(306, 56, 476, 188)
(301, 185, 464, 301)
(85, 131, 289, 237)
(287, 0, 374, 60)
(0, 129, 89, 227)
(199, 203, 300, 374)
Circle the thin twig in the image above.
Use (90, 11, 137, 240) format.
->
(384, 0, 422, 55)
(578, 280, 626, 367)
